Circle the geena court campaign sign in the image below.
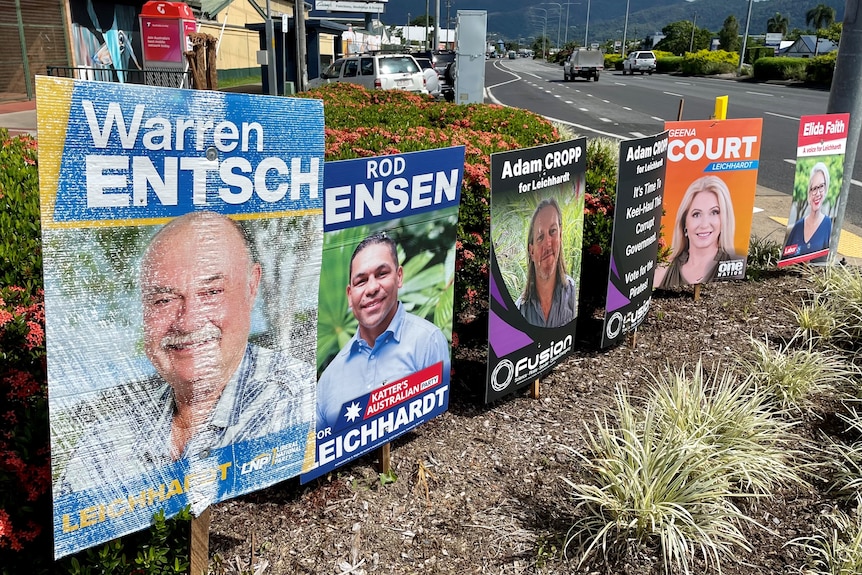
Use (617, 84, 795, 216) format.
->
(37, 76, 325, 558)
(302, 146, 464, 482)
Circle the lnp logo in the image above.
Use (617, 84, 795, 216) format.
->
(491, 359, 514, 392)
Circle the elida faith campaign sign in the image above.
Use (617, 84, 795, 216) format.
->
(38, 77, 324, 558)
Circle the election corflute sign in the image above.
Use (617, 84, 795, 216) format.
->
(655, 119, 762, 290)
(38, 76, 325, 558)
(301, 146, 464, 482)
(601, 132, 668, 348)
(777, 113, 850, 267)
(485, 139, 586, 403)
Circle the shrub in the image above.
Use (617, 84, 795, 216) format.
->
(806, 52, 837, 86)
(752, 57, 808, 82)
(679, 49, 738, 76)
(0, 129, 51, 573)
(656, 55, 683, 74)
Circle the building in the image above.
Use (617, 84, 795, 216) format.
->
(0, 0, 345, 102)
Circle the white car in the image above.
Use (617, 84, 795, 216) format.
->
(622, 51, 657, 75)
(308, 53, 427, 94)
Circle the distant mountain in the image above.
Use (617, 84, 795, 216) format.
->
(315, 0, 845, 47)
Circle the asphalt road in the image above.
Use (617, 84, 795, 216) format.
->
(483, 56, 862, 229)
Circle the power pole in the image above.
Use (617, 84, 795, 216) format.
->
(825, 1, 862, 263)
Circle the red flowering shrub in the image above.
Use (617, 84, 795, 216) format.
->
(0, 129, 51, 572)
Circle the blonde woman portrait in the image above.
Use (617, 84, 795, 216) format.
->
(654, 175, 738, 289)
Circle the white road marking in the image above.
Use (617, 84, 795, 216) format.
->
(623, 106, 632, 110)
(579, 107, 589, 112)
(746, 91, 773, 97)
(651, 116, 664, 122)
(663, 91, 684, 97)
(600, 117, 612, 123)
(766, 111, 799, 121)
(565, 100, 574, 104)
(630, 132, 647, 138)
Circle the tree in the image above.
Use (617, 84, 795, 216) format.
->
(409, 15, 435, 27)
(654, 20, 711, 55)
(718, 15, 740, 52)
(766, 12, 790, 35)
(806, 4, 836, 56)
(806, 4, 836, 30)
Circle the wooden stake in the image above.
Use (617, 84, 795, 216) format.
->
(529, 378, 540, 399)
(694, 283, 702, 301)
(677, 99, 684, 121)
(377, 443, 391, 474)
(189, 506, 211, 575)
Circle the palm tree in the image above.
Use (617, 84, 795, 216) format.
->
(766, 12, 789, 35)
(806, 4, 836, 30)
(806, 4, 836, 55)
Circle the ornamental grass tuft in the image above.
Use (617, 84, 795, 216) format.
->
(562, 385, 759, 575)
(649, 361, 806, 495)
(737, 337, 857, 414)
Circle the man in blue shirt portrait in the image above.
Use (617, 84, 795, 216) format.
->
(58, 211, 314, 497)
(316, 232, 450, 430)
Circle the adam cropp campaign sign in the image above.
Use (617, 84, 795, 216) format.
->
(38, 76, 324, 558)
(302, 147, 464, 482)
(485, 140, 586, 403)
(601, 132, 668, 348)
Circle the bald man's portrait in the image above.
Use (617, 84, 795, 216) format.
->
(56, 211, 316, 496)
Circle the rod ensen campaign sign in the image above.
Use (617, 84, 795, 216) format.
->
(301, 147, 464, 482)
(38, 76, 324, 558)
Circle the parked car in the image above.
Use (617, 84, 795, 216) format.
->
(308, 53, 427, 93)
(414, 57, 440, 97)
(622, 50, 656, 75)
(563, 48, 604, 81)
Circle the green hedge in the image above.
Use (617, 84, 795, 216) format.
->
(752, 57, 808, 81)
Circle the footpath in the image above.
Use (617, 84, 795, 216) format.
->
(2, 98, 860, 266)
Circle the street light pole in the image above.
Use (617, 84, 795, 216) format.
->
(689, 12, 697, 53)
(534, 7, 549, 59)
(621, 0, 630, 57)
(584, 0, 591, 48)
(542, 3, 563, 51)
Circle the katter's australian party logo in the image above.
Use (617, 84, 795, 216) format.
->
(306, 363, 448, 479)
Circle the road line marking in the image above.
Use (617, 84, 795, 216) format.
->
(673, 82, 692, 86)
(753, 206, 764, 214)
(766, 111, 799, 121)
(579, 107, 589, 112)
(600, 117, 612, 123)
(623, 106, 632, 110)
(630, 132, 647, 138)
(565, 100, 574, 104)
(663, 91, 684, 97)
(554, 94, 561, 98)
(651, 116, 664, 122)
(746, 91, 774, 97)
(602, 99, 610, 103)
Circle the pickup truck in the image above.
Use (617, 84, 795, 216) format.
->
(563, 48, 604, 82)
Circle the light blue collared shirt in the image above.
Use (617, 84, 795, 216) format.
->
(57, 344, 314, 497)
(316, 303, 450, 429)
